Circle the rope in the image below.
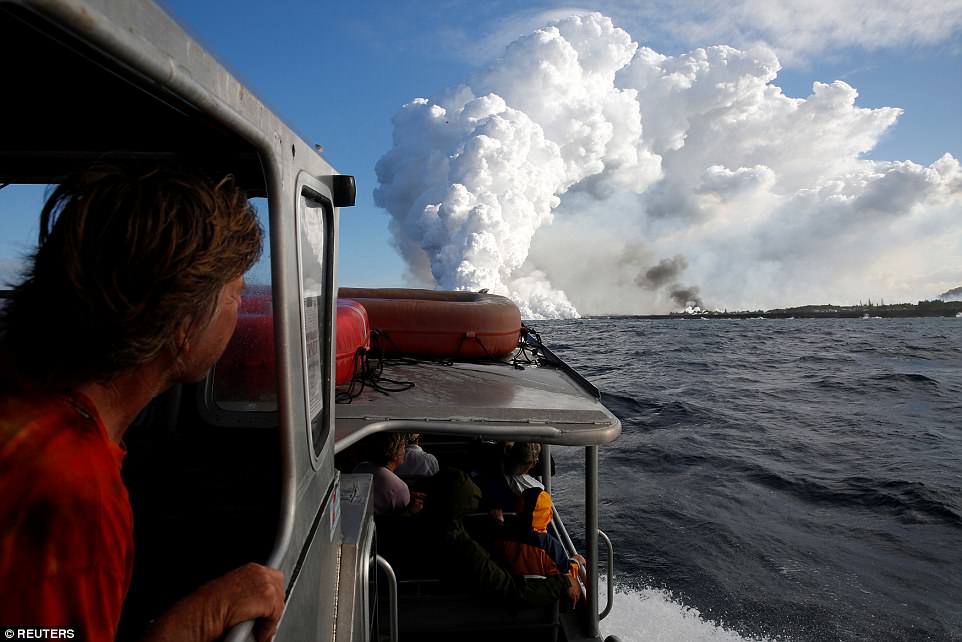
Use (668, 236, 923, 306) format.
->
(511, 323, 543, 369)
(451, 331, 494, 362)
(336, 323, 534, 403)
(335, 330, 415, 404)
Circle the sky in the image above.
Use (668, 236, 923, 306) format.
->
(3, 1, 961, 316)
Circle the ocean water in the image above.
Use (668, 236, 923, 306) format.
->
(536, 317, 962, 642)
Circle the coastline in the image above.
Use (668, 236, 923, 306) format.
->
(587, 301, 962, 320)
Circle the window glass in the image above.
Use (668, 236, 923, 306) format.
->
(213, 197, 277, 412)
(0, 184, 47, 290)
(299, 192, 330, 456)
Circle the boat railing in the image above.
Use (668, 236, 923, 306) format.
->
(551, 507, 615, 623)
(544, 443, 616, 638)
(598, 529, 615, 621)
(376, 555, 399, 642)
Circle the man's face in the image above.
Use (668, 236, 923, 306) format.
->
(177, 275, 245, 382)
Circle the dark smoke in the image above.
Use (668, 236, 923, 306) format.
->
(670, 285, 703, 309)
(636, 255, 688, 289)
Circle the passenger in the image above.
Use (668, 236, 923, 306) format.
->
(504, 442, 545, 495)
(0, 166, 283, 642)
(422, 469, 579, 608)
(353, 431, 425, 515)
(492, 488, 586, 583)
(394, 432, 439, 477)
(475, 441, 545, 515)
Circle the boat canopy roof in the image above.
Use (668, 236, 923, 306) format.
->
(334, 355, 622, 451)
(0, 0, 334, 190)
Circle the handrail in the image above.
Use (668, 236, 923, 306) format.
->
(598, 529, 614, 620)
(376, 555, 398, 642)
(551, 510, 578, 558)
(545, 465, 615, 627)
(550, 509, 589, 602)
(585, 446, 600, 638)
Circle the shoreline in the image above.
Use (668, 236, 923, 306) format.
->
(586, 309, 962, 321)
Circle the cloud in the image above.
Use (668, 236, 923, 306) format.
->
(649, 0, 962, 64)
(375, 14, 656, 318)
(376, 12, 962, 317)
(448, 6, 597, 65)
(446, 2, 962, 69)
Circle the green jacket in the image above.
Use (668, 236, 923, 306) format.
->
(428, 469, 570, 607)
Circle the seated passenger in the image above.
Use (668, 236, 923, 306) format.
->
(474, 442, 544, 514)
(395, 432, 439, 477)
(421, 469, 578, 608)
(353, 432, 424, 516)
(493, 488, 583, 582)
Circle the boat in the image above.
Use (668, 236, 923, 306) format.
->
(0, 2, 624, 641)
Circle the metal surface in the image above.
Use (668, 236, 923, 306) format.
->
(599, 529, 614, 621)
(551, 509, 578, 559)
(541, 443, 552, 495)
(335, 475, 375, 642)
(335, 360, 621, 450)
(585, 446, 600, 638)
(272, 477, 340, 642)
(376, 555, 398, 642)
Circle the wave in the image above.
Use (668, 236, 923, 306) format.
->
(601, 393, 711, 427)
(869, 372, 940, 387)
(600, 579, 774, 642)
(792, 354, 857, 364)
(745, 469, 962, 526)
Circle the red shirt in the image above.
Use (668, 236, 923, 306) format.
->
(0, 391, 133, 641)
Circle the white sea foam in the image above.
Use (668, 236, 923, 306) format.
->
(599, 579, 776, 642)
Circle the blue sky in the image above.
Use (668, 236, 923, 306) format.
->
(3, 1, 961, 311)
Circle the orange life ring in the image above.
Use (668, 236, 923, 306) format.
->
(216, 292, 371, 404)
(338, 288, 521, 359)
(335, 299, 371, 384)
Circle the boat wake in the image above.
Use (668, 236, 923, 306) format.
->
(600, 579, 774, 642)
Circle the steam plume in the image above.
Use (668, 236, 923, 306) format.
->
(375, 13, 962, 317)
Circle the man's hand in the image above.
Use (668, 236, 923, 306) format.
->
(488, 508, 504, 524)
(406, 491, 426, 514)
(565, 573, 581, 608)
(143, 562, 285, 642)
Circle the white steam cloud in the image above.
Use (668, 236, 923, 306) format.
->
(375, 13, 962, 318)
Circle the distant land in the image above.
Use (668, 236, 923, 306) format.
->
(595, 299, 962, 320)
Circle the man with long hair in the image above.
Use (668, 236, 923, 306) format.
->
(0, 166, 283, 642)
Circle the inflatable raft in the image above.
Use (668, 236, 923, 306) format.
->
(338, 288, 522, 359)
(216, 288, 520, 400)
